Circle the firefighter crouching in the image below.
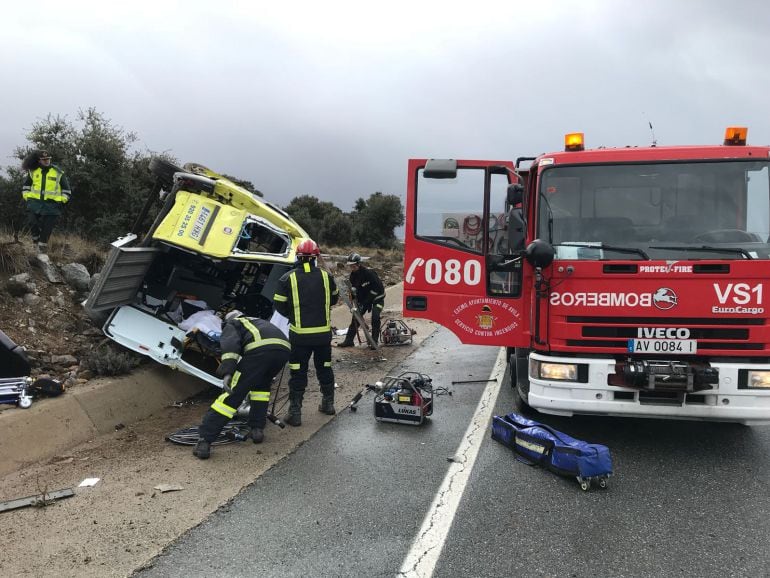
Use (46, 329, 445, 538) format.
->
(194, 310, 290, 460)
(273, 239, 339, 427)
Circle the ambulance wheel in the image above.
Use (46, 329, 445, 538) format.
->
(182, 162, 213, 175)
(599, 476, 609, 489)
(578, 478, 591, 491)
(18, 397, 32, 409)
(149, 158, 188, 190)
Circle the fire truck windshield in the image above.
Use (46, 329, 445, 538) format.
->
(538, 160, 770, 260)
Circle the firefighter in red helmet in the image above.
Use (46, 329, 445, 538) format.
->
(273, 239, 339, 426)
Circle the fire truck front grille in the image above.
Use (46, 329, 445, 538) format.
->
(567, 316, 765, 326)
(563, 316, 767, 352)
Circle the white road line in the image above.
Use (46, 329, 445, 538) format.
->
(398, 347, 508, 577)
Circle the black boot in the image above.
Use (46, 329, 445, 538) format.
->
(318, 393, 336, 415)
(284, 394, 303, 427)
(337, 339, 354, 348)
(251, 428, 264, 444)
(284, 413, 302, 427)
(193, 439, 210, 459)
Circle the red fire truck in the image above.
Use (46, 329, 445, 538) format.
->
(403, 127, 770, 425)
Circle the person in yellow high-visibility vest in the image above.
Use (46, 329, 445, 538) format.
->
(21, 150, 72, 252)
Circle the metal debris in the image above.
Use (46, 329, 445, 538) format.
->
(0, 488, 75, 513)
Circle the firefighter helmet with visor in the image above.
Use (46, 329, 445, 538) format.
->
(296, 239, 320, 258)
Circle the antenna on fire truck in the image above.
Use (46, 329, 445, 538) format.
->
(644, 115, 657, 147)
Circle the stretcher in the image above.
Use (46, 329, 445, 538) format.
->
(0, 377, 33, 409)
(0, 329, 34, 408)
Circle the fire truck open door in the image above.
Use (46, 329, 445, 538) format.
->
(403, 159, 532, 347)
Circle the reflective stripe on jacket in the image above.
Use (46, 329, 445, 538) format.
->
(216, 316, 290, 377)
(273, 261, 339, 339)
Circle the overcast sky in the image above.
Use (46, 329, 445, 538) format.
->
(2, 0, 769, 211)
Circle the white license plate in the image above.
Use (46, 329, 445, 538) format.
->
(627, 339, 697, 354)
(190, 206, 212, 240)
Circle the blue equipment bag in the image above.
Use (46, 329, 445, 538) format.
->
(491, 412, 613, 490)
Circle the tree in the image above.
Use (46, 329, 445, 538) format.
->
(284, 195, 353, 246)
(352, 192, 404, 248)
(0, 167, 27, 238)
(220, 173, 262, 197)
(5, 109, 159, 241)
(320, 211, 353, 247)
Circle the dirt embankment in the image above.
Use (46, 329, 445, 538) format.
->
(0, 315, 435, 578)
(0, 242, 431, 578)
(0, 239, 405, 402)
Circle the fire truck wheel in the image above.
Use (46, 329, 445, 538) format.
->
(510, 350, 535, 414)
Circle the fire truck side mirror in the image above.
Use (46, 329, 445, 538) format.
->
(423, 159, 458, 179)
(507, 183, 523, 206)
(508, 206, 526, 252)
(525, 239, 555, 269)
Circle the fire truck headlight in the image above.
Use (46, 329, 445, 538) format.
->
(748, 370, 770, 388)
(538, 362, 578, 381)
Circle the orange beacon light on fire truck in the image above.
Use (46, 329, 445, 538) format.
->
(724, 126, 748, 146)
(564, 132, 585, 151)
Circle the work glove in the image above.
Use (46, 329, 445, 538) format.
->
(222, 374, 233, 394)
(216, 358, 238, 378)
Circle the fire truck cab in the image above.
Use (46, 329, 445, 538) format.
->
(403, 128, 770, 424)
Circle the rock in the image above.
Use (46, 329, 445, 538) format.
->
(78, 369, 94, 380)
(51, 354, 78, 365)
(22, 294, 41, 306)
(60, 262, 91, 292)
(6, 273, 34, 297)
(89, 272, 101, 291)
(32, 253, 62, 283)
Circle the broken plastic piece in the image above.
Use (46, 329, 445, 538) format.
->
(154, 484, 184, 493)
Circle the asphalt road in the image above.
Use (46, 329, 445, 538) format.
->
(137, 328, 770, 577)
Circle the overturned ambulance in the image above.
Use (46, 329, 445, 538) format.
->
(85, 159, 310, 386)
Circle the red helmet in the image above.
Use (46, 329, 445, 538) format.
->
(296, 239, 320, 257)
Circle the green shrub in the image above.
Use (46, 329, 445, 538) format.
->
(81, 344, 142, 376)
